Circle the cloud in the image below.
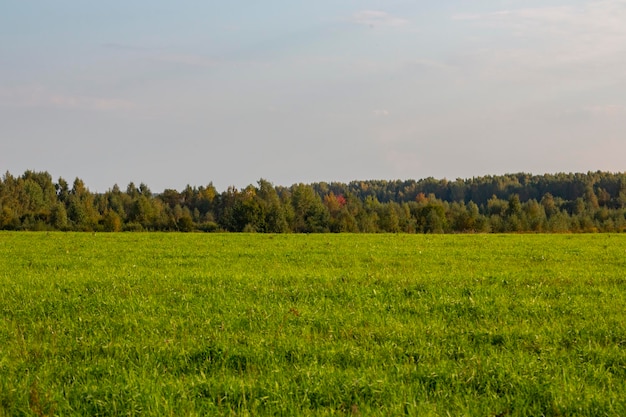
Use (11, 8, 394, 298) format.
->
(373, 109, 390, 117)
(0, 86, 134, 111)
(452, 7, 578, 24)
(449, 0, 626, 88)
(352, 10, 408, 28)
(452, 1, 626, 52)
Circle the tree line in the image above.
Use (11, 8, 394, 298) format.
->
(1, 170, 626, 233)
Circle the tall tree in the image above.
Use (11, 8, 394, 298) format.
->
(291, 183, 329, 233)
(257, 179, 288, 233)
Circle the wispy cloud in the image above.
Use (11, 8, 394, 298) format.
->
(452, 7, 578, 24)
(352, 10, 408, 28)
(452, 1, 626, 51)
(450, 0, 626, 87)
(0, 86, 134, 111)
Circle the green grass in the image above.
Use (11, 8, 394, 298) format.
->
(1, 232, 626, 416)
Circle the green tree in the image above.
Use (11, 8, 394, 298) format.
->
(196, 184, 218, 221)
(129, 195, 157, 230)
(67, 178, 99, 230)
(291, 184, 329, 233)
(126, 182, 140, 200)
(449, 202, 474, 232)
(584, 186, 599, 211)
(487, 195, 507, 217)
(506, 194, 522, 217)
(102, 210, 122, 232)
(105, 184, 128, 220)
(139, 183, 152, 198)
(219, 186, 262, 232)
(22, 171, 56, 208)
(411, 195, 447, 233)
(540, 193, 558, 218)
(505, 194, 524, 232)
(257, 179, 288, 233)
(547, 211, 571, 233)
(325, 192, 357, 233)
(22, 179, 45, 214)
(56, 177, 70, 203)
(177, 207, 195, 232)
(67, 195, 87, 229)
(50, 202, 69, 230)
(378, 202, 400, 233)
(524, 199, 547, 232)
(423, 203, 447, 233)
(0, 206, 18, 230)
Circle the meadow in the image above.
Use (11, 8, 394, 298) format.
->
(1, 232, 625, 416)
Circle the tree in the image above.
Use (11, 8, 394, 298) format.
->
(102, 210, 122, 232)
(547, 211, 571, 233)
(487, 195, 507, 217)
(377, 202, 401, 233)
(218, 186, 262, 232)
(22, 179, 45, 214)
(524, 199, 547, 232)
(177, 208, 195, 232)
(325, 192, 353, 232)
(0, 206, 18, 230)
(584, 186, 599, 211)
(505, 194, 524, 232)
(506, 194, 522, 217)
(105, 185, 128, 220)
(422, 203, 447, 233)
(257, 179, 288, 233)
(291, 184, 329, 233)
(540, 193, 557, 218)
(67, 178, 99, 230)
(67, 195, 87, 229)
(160, 189, 182, 208)
(129, 195, 157, 229)
(50, 203, 68, 230)
(617, 189, 626, 209)
(126, 182, 139, 199)
(56, 177, 70, 203)
(139, 183, 152, 198)
(196, 184, 217, 220)
(411, 194, 447, 233)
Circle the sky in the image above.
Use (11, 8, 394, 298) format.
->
(1, 0, 625, 192)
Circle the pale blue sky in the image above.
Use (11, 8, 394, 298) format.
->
(2, 1, 625, 191)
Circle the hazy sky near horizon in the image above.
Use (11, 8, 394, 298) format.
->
(2, 1, 625, 192)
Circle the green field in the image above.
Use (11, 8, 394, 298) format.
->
(1, 232, 626, 416)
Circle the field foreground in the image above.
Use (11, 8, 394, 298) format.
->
(1, 232, 626, 416)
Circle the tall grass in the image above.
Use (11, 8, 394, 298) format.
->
(1, 232, 625, 415)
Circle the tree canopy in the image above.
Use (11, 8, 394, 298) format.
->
(1, 170, 626, 233)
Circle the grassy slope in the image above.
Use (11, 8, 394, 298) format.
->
(1, 232, 625, 416)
